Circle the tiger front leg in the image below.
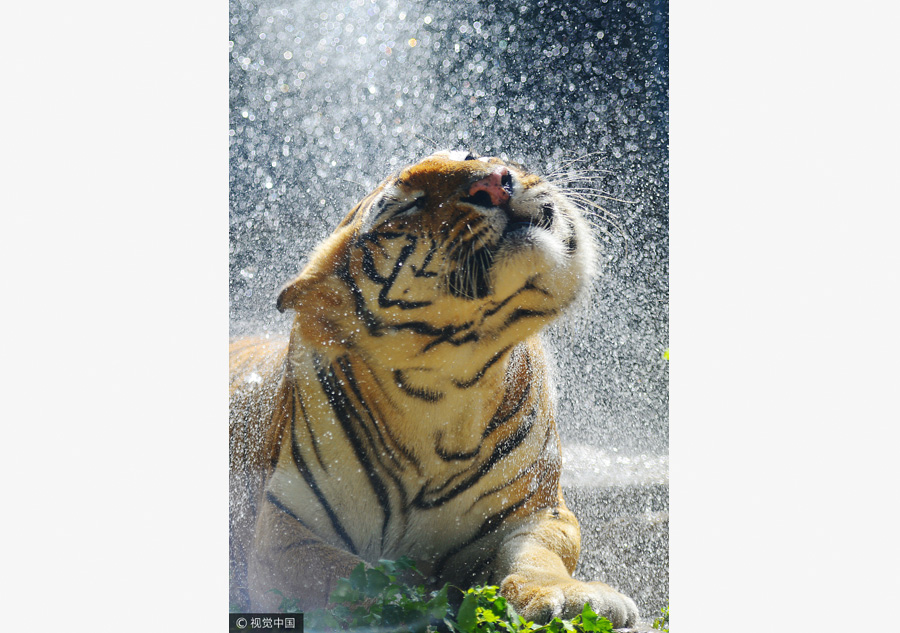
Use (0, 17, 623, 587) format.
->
(494, 505, 639, 629)
(247, 497, 365, 613)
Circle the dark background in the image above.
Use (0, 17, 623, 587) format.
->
(229, 0, 668, 453)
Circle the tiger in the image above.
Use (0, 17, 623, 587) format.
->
(229, 150, 640, 628)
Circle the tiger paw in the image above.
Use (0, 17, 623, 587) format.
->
(500, 574, 639, 629)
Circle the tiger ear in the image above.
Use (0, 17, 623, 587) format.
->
(276, 226, 353, 313)
(275, 226, 357, 350)
(275, 271, 313, 313)
(276, 261, 323, 313)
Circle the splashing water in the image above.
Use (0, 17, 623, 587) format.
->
(230, 0, 668, 619)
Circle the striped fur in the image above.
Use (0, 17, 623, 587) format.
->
(229, 151, 638, 627)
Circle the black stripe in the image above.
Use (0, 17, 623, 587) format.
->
(433, 487, 538, 578)
(336, 359, 413, 521)
(287, 417, 358, 555)
(338, 264, 381, 334)
(434, 351, 531, 462)
(393, 369, 444, 402)
(338, 357, 407, 476)
(454, 428, 559, 585)
(361, 244, 390, 284)
(434, 433, 481, 461)
(296, 388, 325, 471)
(357, 230, 406, 244)
(316, 355, 394, 545)
(474, 423, 555, 505)
(286, 362, 326, 472)
(339, 262, 467, 344)
(415, 405, 538, 508)
(421, 329, 478, 353)
(483, 374, 532, 438)
(452, 346, 512, 389)
(386, 196, 425, 220)
(264, 491, 320, 535)
(361, 364, 426, 477)
(438, 208, 474, 239)
(337, 248, 481, 353)
(360, 234, 433, 310)
(502, 308, 557, 329)
(411, 238, 440, 278)
(370, 195, 388, 218)
(482, 280, 553, 320)
(265, 490, 301, 521)
(482, 293, 517, 320)
(391, 319, 473, 339)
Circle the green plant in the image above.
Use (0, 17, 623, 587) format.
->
(651, 603, 668, 632)
(272, 558, 615, 633)
(454, 585, 612, 633)
(274, 557, 450, 632)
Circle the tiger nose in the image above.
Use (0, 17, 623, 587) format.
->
(468, 167, 510, 206)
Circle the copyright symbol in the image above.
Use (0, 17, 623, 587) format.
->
(235, 617, 248, 629)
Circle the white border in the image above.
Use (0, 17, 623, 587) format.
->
(6, 0, 226, 628)
(672, 2, 900, 628)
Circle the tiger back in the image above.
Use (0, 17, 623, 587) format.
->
(229, 151, 639, 627)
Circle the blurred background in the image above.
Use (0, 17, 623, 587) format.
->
(229, 0, 668, 619)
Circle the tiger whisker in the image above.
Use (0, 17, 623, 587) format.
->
(559, 185, 634, 201)
(414, 131, 440, 149)
(543, 151, 610, 177)
(547, 170, 614, 184)
(340, 178, 370, 193)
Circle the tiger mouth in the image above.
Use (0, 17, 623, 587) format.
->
(502, 218, 538, 238)
(447, 245, 494, 300)
(447, 187, 568, 300)
(447, 205, 560, 300)
(502, 202, 554, 239)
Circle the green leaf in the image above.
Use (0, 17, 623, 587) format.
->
(504, 600, 521, 625)
(651, 603, 669, 632)
(349, 605, 374, 628)
(395, 555, 419, 571)
(427, 584, 450, 620)
(544, 619, 565, 633)
(349, 563, 368, 592)
(331, 605, 351, 621)
(578, 603, 613, 633)
(377, 555, 419, 577)
(482, 610, 501, 623)
(457, 593, 478, 632)
(329, 578, 362, 605)
(267, 589, 305, 613)
(365, 568, 391, 597)
(489, 594, 509, 616)
(381, 603, 406, 627)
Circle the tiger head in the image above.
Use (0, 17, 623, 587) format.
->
(277, 151, 596, 374)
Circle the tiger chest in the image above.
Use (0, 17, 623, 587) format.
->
(265, 411, 554, 568)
